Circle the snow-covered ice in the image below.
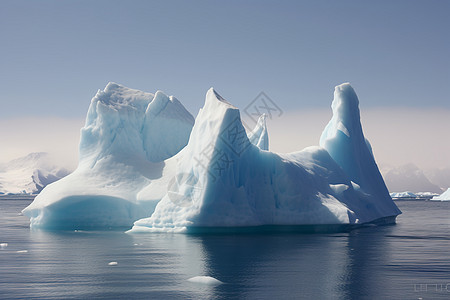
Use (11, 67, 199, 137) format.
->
(22, 83, 194, 229)
(130, 84, 401, 233)
(23, 82, 401, 232)
(0, 153, 69, 194)
(431, 188, 450, 201)
(390, 191, 418, 198)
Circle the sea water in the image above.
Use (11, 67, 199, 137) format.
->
(0, 196, 449, 299)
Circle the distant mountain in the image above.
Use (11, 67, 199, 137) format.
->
(381, 163, 443, 193)
(0, 152, 70, 194)
(425, 168, 450, 191)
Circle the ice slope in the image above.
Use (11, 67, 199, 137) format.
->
(22, 83, 195, 229)
(431, 188, 450, 201)
(130, 84, 401, 233)
(0, 153, 69, 194)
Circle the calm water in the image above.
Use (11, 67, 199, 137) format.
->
(0, 196, 449, 299)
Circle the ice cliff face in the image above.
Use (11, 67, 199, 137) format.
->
(23, 82, 401, 231)
(80, 82, 194, 164)
(22, 83, 194, 229)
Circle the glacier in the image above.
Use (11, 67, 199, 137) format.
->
(23, 82, 401, 232)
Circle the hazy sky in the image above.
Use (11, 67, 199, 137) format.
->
(1, 0, 449, 170)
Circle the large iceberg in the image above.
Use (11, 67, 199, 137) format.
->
(23, 82, 401, 232)
(130, 84, 401, 232)
(23, 83, 195, 229)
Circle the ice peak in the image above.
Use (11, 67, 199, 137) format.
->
(206, 88, 235, 108)
(332, 83, 360, 115)
(146, 90, 170, 116)
(320, 84, 397, 217)
(258, 113, 267, 124)
(93, 82, 154, 109)
(104, 81, 123, 92)
(248, 114, 269, 150)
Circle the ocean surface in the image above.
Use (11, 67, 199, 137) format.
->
(0, 196, 449, 299)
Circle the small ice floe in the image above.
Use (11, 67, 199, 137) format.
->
(0, 243, 8, 249)
(108, 261, 118, 266)
(16, 250, 28, 253)
(187, 276, 223, 285)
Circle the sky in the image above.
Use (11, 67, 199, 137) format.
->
(0, 0, 449, 172)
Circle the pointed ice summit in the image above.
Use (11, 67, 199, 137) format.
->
(23, 82, 401, 232)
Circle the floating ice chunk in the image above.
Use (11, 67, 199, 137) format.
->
(187, 276, 223, 285)
(23, 82, 401, 232)
(0, 243, 7, 249)
(431, 188, 450, 201)
(108, 261, 118, 266)
(390, 191, 417, 198)
(130, 85, 400, 233)
(16, 250, 28, 253)
(22, 83, 194, 230)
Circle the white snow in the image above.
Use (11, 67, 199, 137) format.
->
(22, 83, 194, 229)
(390, 191, 418, 198)
(247, 114, 269, 150)
(187, 276, 223, 285)
(129, 84, 400, 233)
(431, 188, 450, 201)
(23, 82, 401, 232)
(0, 152, 69, 194)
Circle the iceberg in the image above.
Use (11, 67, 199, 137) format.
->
(431, 188, 450, 201)
(22, 83, 195, 229)
(187, 276, 223, 285)
(130, 84, 401, 233)
(390, 191, 418, 199)
(23, 82, 401, 232)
